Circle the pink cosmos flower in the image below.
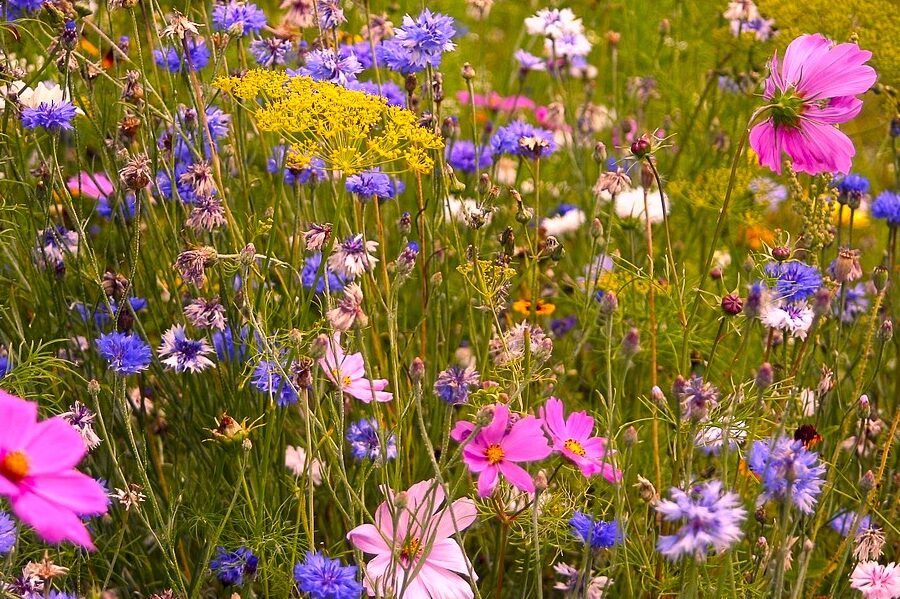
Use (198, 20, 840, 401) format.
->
(540, 397, 622, 482)
(318, 333, 392, 403)
(850, 561, 900, 599)
(0, 390, 108, 549)
(454, 403, 552, 497)
(67, 171, 114, 200)
(347, 479, 478, 598)
(749, 34, 877, 176)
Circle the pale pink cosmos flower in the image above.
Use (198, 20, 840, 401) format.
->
(67, 171, 114, 200)
(318, 333, 392, 402)
(540, 397, 622, 482)
(0, 390, 108, 549)
(850, 561, 900, 599)
(453, 403, 552, 497)
(749, 34, 877, 175)
(347, 479, 478, 598)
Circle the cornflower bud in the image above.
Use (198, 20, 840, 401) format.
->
(833, 247, 862, 283)
(399, 212, 412, 236)
(623, 425, 638, 446)
(478, 173, 492, 195)
(591, 218, 604, 239)
(859, 469, 876, 491)
(592, 141, 607, 163)
(597, 290, 618, 316)
(771, 246, 791, 261)
(880, 319, 893, 341)
(651, 385, 665, 405)
(534, 470, 548, 493)
(755, 362, 774, 389)
(87, 379, 101, 397)
(620, 327, 641, 358)
(461, 62, 476, 80)
(873, 266, 889, 291)
(410, 357, 425, 382)
(309, 334, 329, 360)
(721, 293, 743, 315)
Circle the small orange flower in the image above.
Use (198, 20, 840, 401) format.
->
(512, 299, 556, 316)
(740, 223, 775, 250)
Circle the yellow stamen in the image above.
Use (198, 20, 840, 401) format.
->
(0, 450, 30, 482)
(485, 444, 505, 464)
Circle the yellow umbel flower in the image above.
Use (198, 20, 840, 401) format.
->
(215, 69, 444, 175)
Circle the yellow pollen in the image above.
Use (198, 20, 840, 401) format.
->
(564, 439, 587, 457)
(0, 450, 30, 482)
(332, 369, 352, 387)
(400, 537, 422, 562)
(485, 444, 505, 465)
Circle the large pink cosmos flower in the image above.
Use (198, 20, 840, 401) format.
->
(540, 397, 623, 482)
(0, 390, 108, 549)
(67, 171, 114, 200)
(749, 33, 876, 176)
(318, 333, 392, 403)
(347, 479, 478, 598)
(452, 403, 552, 497)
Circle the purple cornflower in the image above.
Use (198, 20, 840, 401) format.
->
(748, 436, 826, 514)
(158, 325, 215, 373)
(268, 145, 327, 185)
(446, 140, 494, 173)
(301, 252, 347, 293)
(251, 359, 299, 406)
(293, 551, 362, 599)
(346, 80, 406, 107)
(871, 191, 900, 226)
(60, 401, 101, 450)
(249, 37, 293, 67)
(4, 0, 43, 18)
(764, 261, 822, 302)
(211, 1, 267, 36)
(184, 297, 227, 330)
(390, 9, 456, 71)
(213, 325, 251, 362)
(673, 374, 720, 421)
(328, 235, 378, 279)
(299, 49, 362, 85)
(569, 512, 622, 550)
(316, 0, 345, 30)
(345, 169, 394, 199)
(834, 172, 870, 203)
(550, 315, 578, 337)
(490, 120, 557, 158)
(656, 480, 747, 561)
(514, 49, 546, 72)
(210, 546, 259, 586)
(0, 511, 16, 554)
(21, 101, 78, 132)
(346, 418, 397, 461)
(96, 332, 152, 374)
(433, 364, 480, 405)
(830, 511, 872, 537)
(152, 39, 210, 72)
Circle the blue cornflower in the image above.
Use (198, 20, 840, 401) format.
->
(212, 1, 267, 35)
(203, 106, 232, 140)
(4, 0, 42, 19)
(0, 353, 11, 380)
(0, 511, 16, 554)
(748, 436, 826, 514)
(299, 48, 362, 85)
(213, 325, 252, 362)
(673, 374, 720, 421)
(392, 9, 456, 70)
(830, 511, 872, 537)
(376, 39, 419, 75)
(301, 253, 347, 294)
(293, 551, 362, 599)
(158, 325, 215, 373)
(316, 0, 346, 30)
(834, 283, 869, 323)
(33, 225, 79, 272)
(21, 101, 78, 132)
(267, 145, 326, 185)
(75, 296, 148, 328)
(251, 359, 299, 406)
(433, 364, 480, 405)
(833, 172, 870, 201)
(446, 140, 494, 174)
(550, 315, 577, 337)
(656, 480, 746, 561)
(764, 260, 822, 301)
(97, 192, 138, 220)
(153, 39, 210, 72)
(96, 332, 152, 375)
(346, 418, 397, 461)
(346, 80, 406, 107)
(249, 37, 293, 67)
(345, 41, 375, 70)
(210, 546, 259, 586)
(345, 169, 402, 200)
(490, 120, 557, 158)
(871, 190, 900, 226)
(569, 512, 622, 550)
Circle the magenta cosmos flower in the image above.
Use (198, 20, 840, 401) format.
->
(0, 390, 108, 549)
(452, 403, 552, 497)
(540, 397, 622, 482)
(749, 33, 876, 175)
(318, 333, 392, 403)
(347, 479, 478, 598)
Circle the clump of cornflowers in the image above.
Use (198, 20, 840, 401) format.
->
(96, 332, 152, 374)
(18, 81, 81, 132)
(489, 322, 553, 367)
(212, 0, 267, 35)
(850, 561, 900, 599)
(524, 7, 592, 63)
(453, 403, 552, 496)
(569, 511, 622, 550)
(434, 364, 480, 405)
(301, 253, 347, 294)
(656, 480, 747, 560)
(447, 140, 494, 174)
(541, 397, 622, 481)
(252, 358, 300, 407)
(250, 37, 293, 67)
(749, 34, 876, 175)
(346, 418, 397, 462)
(760, 300, 815, 340)
(210, 546, 258, 586)
(378, 9, 456, 73)
(158, 325, 215, 373)
(345, 168, 404, 200)
(0, 391, 109, 548)
(153, 39, 210, 72)
(299, 48, 363, 85)
(748, 436, 826, 514)
(319, 333, 393, 403)
(347, 479, 477, 597)
(293, 551, 362, 599)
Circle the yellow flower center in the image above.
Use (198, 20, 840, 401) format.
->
(332, 369, 352, 387)
(564, 439, 587, 457)
(0, 450, 30, 482)
(400, 537, 422, 563)
(485, 444, 505, 464)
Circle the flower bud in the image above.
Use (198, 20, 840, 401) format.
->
(651, 385, 665, 405)
(395, 491, 409, 509)
(404, 74, 417, 95)
(623, 425, 638, 446)
(721, 293, 743, 315)
(590, 218, 604, 239)
(242, 438, 253, 451)
(630, 135, 651, 159)
(771, 246, 791, 261)
(410, 357, 425, 382)
(620, 327, 641, 358)
(710, 266, 723, 280)
(880, 319, 893, 342)
(309, 334, 329, 359)
(478, 173, 492, 195)
(399, 211, 412, 236)
(592, 141, 607, 163)
(833, 247, 862, 283)
(755, 362, 774, 389)
(534, 470, 548, 493)
(461, 62, 476, 80)
(813, 287, 833, 316)
(597, 290, 618, 316)
(87, 379, 101, 397)
(859, 469, 876, 491)
(633, 475, 658, 505)
(475, 405, 495, 427)
(873, 266, 889, 291)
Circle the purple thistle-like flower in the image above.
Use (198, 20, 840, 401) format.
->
(433, 364, 480, 405)
(0, 511, 17, 554)
(249, 37, 293, 67)
(674, 374, 720, 422)
(656, 480, 747, 561)
(299, 49, 362, 85)
(33, 226, 79, 271)
(97, 332, 152, 374)
(158, 325, 215, 373)
(346, 417, 397, 462)
(328, 235, 378, 279)
(490, 120, 557, 158)
(293, 551, 362, 599)
(569, 512, 622, 550)
(211, 1, 267, 36)
(391, 9, 456, 70)
(764, 260, 822, 301)
(316, 0, 346, 30)
(748, 436, 826, 514)
(21, 101, 78, 132)
(184, 296, 227, 330)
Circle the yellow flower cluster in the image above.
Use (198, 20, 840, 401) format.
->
(215, 69, 444, 175)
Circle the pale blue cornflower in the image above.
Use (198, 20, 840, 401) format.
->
(748, 436, 826, 514)
(157, 325, 215, 373)
(656, 480, 747, 561)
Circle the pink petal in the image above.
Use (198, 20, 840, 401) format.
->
(780, 33, 832, 87)
(498, 461, 535, 493)
(477, 466, 499, 497)
(431, 497, 478, 540)
(502, 419, 552, 462)
(361, 552, 393, 593)
(27, 471, 108, 515)
(11, 491, 96, 549)
(22, 417, 86, 475)
(347, 522, 391, 555)
(427, 539, 478, 578)
(798, 42, 876, 100)
(0, 391, 37, 451)
(784, 121, 854, 175)
(417, 562, 475, 599)
(749, 120, 783, 174)
(482, 404, 509, 442)
(806, 96, 863, 125)
(539, 397, 566, 440)
(565, 410, 595, 440)
(450, 421, 475, 443)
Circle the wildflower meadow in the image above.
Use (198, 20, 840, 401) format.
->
(1, 0, 900, 597)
